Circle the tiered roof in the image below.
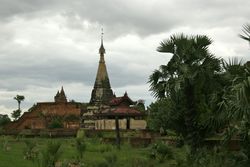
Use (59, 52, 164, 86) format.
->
(96, 92, 144, 118)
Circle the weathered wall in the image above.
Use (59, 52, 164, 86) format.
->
(7, 102, 80, 130)
(95, 118, 146, 130)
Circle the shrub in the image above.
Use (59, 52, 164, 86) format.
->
(76, 138, 86, 160)
(149, 142, 173, 163)
(23, 140, 38, 162)
(38, 141, 62, 167)
(176, 147, 244, 167)
(48, 118, 63, 129)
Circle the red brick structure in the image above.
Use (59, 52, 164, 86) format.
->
(6, 87, 81, 130)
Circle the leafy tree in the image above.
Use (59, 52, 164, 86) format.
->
(147, 99, 185, 136)
(14, 95, 25, 110)
(149, 34, 224, 152)
(0, 114, 11, 126)
(11, 109, 21, 121)
(224, 32, 250, 163)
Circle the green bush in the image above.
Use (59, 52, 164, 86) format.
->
(38, 141, 62, 167)
(150, 142, 173, 163)
(175, 147, 244, 167)
(23, 140, 38, 162)
(48, 118, 63, 129)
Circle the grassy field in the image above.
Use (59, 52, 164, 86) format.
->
(0, 135, 184, 167)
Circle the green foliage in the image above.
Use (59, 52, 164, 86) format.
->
(14, 94, 25, 110)
(0, 114, 11, 126)
(99, 144, 112, 153)
(76, 138, 86, 159)
(103, 152, 117, 167)
(95, 160, 109, 167)
(23, 140, 38, 162)
(149, 34, 224, 151)
(38, 141, 62, 167)
(48, 117, 63, 129)
(176, 147, 244, 167)
(130, 157, 153, 167)
(150, 142, 173, 163)
(11, 109, 22, 121)
(64, 114, 79, 122)
(28, 104, 37, 112)
(147, 99, 185, 135)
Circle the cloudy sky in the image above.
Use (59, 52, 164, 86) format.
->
(0, 0, 249, 116)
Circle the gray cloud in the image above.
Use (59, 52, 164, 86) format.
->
(0, 0, 250, 115)
(0, 0, 249, 38)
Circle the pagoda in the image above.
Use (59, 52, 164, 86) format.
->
(89, 34, 114, 106)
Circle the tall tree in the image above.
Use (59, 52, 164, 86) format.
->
(14, 95, 25, 110)
(149, 34, 223, 152)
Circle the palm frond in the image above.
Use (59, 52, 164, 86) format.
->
(239, 24, 250, 42)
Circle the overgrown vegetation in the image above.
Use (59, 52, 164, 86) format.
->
(148, 29, 250, 154)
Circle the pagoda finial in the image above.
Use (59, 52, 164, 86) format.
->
(60, 86, 66, 97)
(99, 28, 105, 54)
(61, 86, 64, 92)
(101, 28, 104, 44)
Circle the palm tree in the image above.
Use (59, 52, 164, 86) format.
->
(239, 24, 250, 43)
(14, 95, 25, 110)
(149, 34, 223, 152)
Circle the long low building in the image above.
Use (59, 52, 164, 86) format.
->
(6, 87, 82, 130)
